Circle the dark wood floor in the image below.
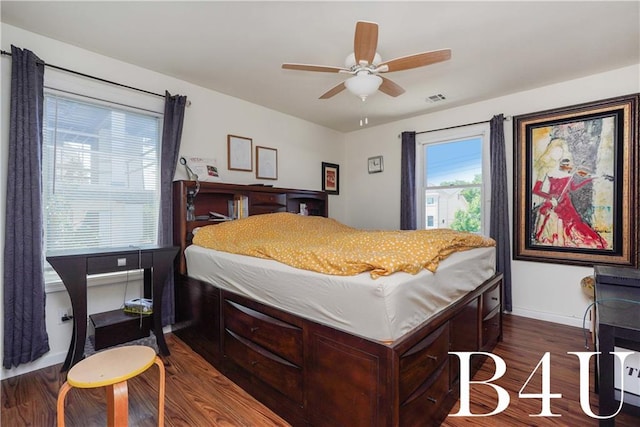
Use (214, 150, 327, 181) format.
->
(2, 314, 638, 426)
(443, 314, 639, 427)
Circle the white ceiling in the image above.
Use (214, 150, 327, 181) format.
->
(2, 1, 639, 133)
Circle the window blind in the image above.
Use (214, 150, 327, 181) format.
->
(42, 94, 162, 254)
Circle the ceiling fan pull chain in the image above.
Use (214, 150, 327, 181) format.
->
(359, 100, 369, 127)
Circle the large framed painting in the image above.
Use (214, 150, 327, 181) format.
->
(513, 94, 638, 267)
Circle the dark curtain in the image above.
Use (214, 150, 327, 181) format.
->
(159, 91, 187, 326)
(3, 46, 50, 368)
(489, 114, 513, 311)
(400, 131, 417, 230)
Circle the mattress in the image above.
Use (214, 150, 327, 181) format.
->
(185, 244, 496, 343)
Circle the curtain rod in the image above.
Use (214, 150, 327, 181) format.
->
(1, 49, 167, 100)
(415, 115, 511, 135)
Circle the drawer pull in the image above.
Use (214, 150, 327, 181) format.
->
(427, 396, 438, 404)
(491, 297, 499, 301)
(427, 355, 438, 362)
(250, 327, 260, 333)
(251, 360, 259, 366)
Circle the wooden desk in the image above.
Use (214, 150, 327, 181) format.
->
(47, 245, 178, 371)
(594, 265, 640, 426)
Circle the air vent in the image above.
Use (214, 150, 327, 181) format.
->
(426, 94, 446, 103)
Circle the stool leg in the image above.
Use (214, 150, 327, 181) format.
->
(154, 356, 166, 427)
(57, 381, 73, 427)
(106, 381, 129, 427)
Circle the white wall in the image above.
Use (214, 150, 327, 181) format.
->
(0, 24, 346, 378)
(342, 64, 640, 328)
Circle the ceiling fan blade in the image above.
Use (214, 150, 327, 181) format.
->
(354, 21, 378, 64)
(379, 77, 405, 97)
(282, 63, 347, 73)
(378, 49, 452, 73)
(319, 82, 346, 99)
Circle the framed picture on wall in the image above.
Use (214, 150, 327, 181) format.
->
(368, 155, 384, 174)
(322, 162, 339, 195)
(513, 94, 638, 267)
(256, 146, 278, 180)
(227, 134, 253, 171)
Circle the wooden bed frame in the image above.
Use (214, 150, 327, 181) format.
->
(171, 181, 503, 426)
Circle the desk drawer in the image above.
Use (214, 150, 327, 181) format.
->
(87, 253, 152, 274)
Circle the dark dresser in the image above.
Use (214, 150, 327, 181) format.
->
(594, 265, 640, 426)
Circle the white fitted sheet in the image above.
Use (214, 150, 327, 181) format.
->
(185, 244, 496, 343)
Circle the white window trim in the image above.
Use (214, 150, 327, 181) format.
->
(46, 270, 144, 294)
(416, 123, 491, 234)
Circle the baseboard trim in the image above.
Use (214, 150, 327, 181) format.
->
(1, 351, 67, 380)
(508, 307, 592, 330)
(1, 325, 173, 380)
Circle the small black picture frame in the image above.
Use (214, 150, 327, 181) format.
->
(321, 162, 339, 195)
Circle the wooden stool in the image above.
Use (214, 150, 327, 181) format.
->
(57, 345, 165, 427)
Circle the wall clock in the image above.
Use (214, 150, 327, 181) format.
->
(368, 155, 383, 174)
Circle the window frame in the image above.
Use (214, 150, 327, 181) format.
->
(41, 72, 164, 292)
(416, 123, 491, 234)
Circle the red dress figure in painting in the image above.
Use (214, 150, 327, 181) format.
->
(533, 157, 608, 249)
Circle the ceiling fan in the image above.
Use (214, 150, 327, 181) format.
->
(282, 21, 451, 101)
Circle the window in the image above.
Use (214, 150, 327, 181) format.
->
(426, 215, 435, 228)
(418, 125, 490, 234)
(42, 94, 162, 280)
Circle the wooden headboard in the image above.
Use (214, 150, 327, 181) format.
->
(172, 180, 328, 274)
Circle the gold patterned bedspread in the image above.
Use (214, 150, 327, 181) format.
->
(192, 212, 495, 279)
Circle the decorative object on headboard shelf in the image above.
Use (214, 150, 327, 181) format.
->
(184, 156, 221, 182)
(227, 134, 253, 171)
(179, 157, 199, 221)
(179, 157, 198, 181)
(321, 162, 339, 195)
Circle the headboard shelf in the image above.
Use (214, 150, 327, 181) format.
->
(173, 180, 328, 274)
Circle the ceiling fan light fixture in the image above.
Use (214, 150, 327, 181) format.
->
(345, 73, 383, 100)
(282, 21, 451, 101)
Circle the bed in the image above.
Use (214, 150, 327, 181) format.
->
(171, 181, 503, 427)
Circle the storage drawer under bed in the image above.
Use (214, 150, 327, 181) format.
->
(222, 297, 304, 404)
(400, 359, 454, 427)
(223, 299, 303, 365)
(224, 329, 303, 404)
(398, 321, 449, 404)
